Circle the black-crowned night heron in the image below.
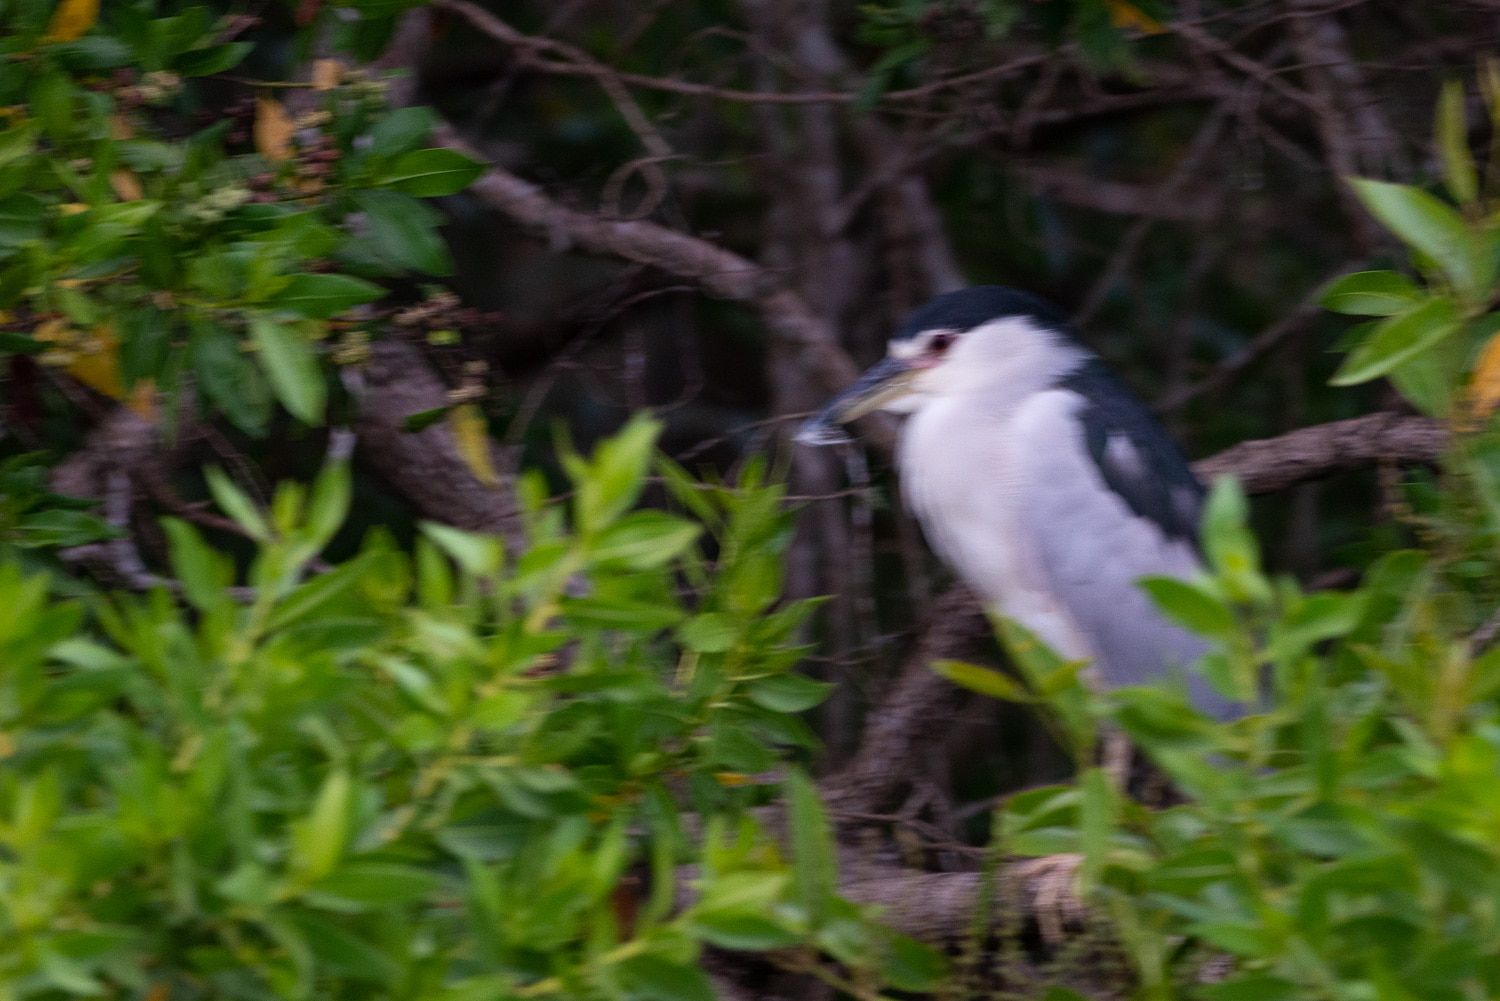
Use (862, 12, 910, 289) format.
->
(798, 285, 1232, 719)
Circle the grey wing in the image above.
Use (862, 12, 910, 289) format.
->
(1010, 389, 1234, 719)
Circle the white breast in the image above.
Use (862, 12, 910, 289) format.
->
(898, 395, 1094, 662)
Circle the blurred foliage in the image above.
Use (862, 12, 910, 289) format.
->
(6, 0, 1500, 998)
(858, 0, 1170, 92)
(0, 453, 115, 554)
(0, 415, 944, 999)
(0, 0, 480, 438)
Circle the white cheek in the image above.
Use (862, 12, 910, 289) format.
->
(910, 353, 965, 396)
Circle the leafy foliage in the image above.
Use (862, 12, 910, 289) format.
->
(0, 2, 481, 437)
(1322, 77, 1500, 417)
(0, 453, 116, 558)
(0, 417, 942, 999)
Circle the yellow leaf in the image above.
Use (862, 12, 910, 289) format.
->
(109, 169, 142, 201)
(44, 321, 154, 418)
(311, 59, 343, 91)
(58, 202, 88, 215)
(43, 0, 99, 42)
(253, 95, 295, 163)
(447, 403, 500, 487)
(1106, 0, 1164, 34)
(1470, 333, 1500, 419)
(33, 318, 71, 343)
(64, 323, 123, 400)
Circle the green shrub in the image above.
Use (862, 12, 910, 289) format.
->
(0, 415, 943, 999)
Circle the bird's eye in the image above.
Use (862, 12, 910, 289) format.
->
(929, 331, 955, 354)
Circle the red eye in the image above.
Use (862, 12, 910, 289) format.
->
(929, 331, 954, 353)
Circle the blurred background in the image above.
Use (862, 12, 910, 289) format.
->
(5, 0, 1499, 818)
(358, 0, 1500, 782)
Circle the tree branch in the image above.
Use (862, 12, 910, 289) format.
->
(348, 340, 526, 549)
(431, 126, 883, 445)
(821, 585, 991, 815)
(1193, 412, 1445, 494)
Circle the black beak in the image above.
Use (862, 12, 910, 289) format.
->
(794, 356, 916, 446)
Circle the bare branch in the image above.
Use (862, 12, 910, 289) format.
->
(429, 0, 1047, 108)
(50, 409, 176, 590)
(822, 585, 992, 815)
(1156, 263, 1358, 413)
(1193, 412, 1445, 494)
(348, 340, 526, 549)
(432, 126, 877, 428)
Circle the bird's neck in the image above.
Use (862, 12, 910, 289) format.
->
(939, 324, 1092, 417)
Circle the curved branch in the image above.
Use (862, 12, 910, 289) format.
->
(434, 127, 878, 433)
(1193, 412, 1445, 494)
(349, 340, 526, 549)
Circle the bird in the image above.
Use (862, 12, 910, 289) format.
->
(796, 285, 1234, 719)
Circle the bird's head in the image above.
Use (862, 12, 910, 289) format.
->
(796, 286, 1077, 445)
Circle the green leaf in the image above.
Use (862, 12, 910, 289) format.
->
(304, 862, 444, 912)
(281, 912, 397, 981)
(194, 324, 272, 435)
(266, 561, 364, 631)
(1386, 316, 1469, 417)
(161, 517, 228, 610)
(291, 769, 352, 882)
(573, 413, 661, 533)
(175, 40, 252, 76)
(368, 106, 438, 156)
(270, 273, 385, 319)
(204, 467, 270, 542)
(0, 333, 43, 354)
(590, 511, 700, 569)
(1437, 80, 1479, 205)
(561, 597, 683, 631)
(250, 316, 326, 424)
(932, 659, 1033, 702)
(420, 522, 503, 577)
(305, 459, 351, 548)
(0, 193, 43, 248)
(615, 955, 715, 1001)
(746, 673, 834, 713)
(1320, 270, 1422, 316)
(1200, 476, 1270, 606)
(880, 934, 949, 992)
(1077, 766, 1113, 892)
(1041, 989, 1094, 1001)
(383, 148, 486, 198)
(786, 769, 837, 922)
(14, 508, 117, 548)
(1330, 297, 1461, 386)
(355, 188, 451, 275)
(402, 405, 450, 432)
(30, 72, 74, 140)
(1347, 178, 1487, 298)
(1198, 975, 1299, 1001)
(1138, 577, 1236, 639)
(689, 910, 802, 950)
(677, 612, 738, 653)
